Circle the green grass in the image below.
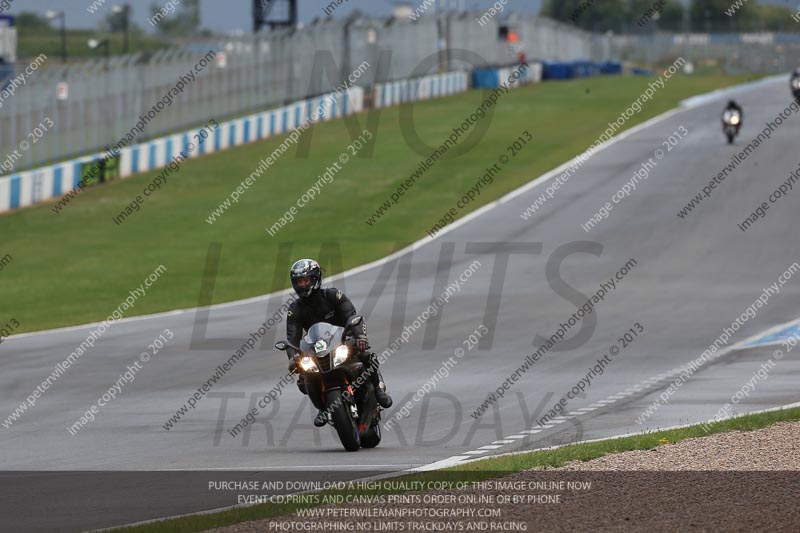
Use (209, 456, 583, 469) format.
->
(0, 73, 760, 333)
(17, 29, 174, 61)
(111, 406, 800, 532)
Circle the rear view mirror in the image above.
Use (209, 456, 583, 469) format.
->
(347, 316, 363, 330)
(275, 341, 289, 351)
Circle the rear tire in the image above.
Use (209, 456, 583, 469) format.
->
(326, 389, 360, 452)
(360, 419, 382, 449)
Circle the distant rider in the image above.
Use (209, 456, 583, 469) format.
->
(285, 259, 393, 427)
(723, 100, 743, 121)
(791, 69, 800, 100)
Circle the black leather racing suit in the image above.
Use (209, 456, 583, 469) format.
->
(724, 102, 743, 121)
(286, 288, 379, 410)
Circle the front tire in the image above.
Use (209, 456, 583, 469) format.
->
(360, 420, 382, 449)
(326, 389, 360, 452)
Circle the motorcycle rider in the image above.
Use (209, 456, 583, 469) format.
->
(723, 100, 744, 122)
(285, 258, 393, 427)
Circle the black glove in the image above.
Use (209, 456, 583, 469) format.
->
(356, 336, 369, 353)
(288, 357, 298, 373)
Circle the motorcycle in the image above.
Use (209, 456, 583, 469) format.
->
(721, 109, 741, 145)
(791, 70, 800, 101)
(275, 315, 382, 452)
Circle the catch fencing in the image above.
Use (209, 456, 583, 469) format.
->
(606, 32, 800, 74)
(0, 87, 364, 213)
(0, 12, 592, 174)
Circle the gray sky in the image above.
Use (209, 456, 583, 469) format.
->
(8, 0, 542, 34)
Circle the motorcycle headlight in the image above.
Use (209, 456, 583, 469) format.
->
(730, 115, 740, 125)
(333, 345, 349, 367)
(299, 356, 318, 372)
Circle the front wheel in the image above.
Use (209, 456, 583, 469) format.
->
(326, 389, 360, 452)
(360, 420, 382, 449)
(726, 131, 735, 144)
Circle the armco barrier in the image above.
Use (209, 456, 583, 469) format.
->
(473, 63, 543, 89)
(0, 88, 364, 214)
(541, 60, 623, 80)
(373, 71, 469, 109)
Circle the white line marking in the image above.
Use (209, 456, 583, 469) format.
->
(162, 465, 410, 471)
(434, 315, 800, 474)
(91, 77, 788, 531)
(429, 400, 800, 469)
(739, 317, 800, 349)
(680, 74, 785, 108)
(4, 92, 692, 342)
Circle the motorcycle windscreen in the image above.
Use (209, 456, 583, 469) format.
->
(301, 322, 344, 354)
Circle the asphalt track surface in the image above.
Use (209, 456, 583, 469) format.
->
(2, 77, 800, 531)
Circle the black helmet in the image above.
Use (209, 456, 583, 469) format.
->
(290, 259, 322, 299)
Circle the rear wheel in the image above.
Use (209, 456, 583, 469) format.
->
(326, 389, 360, 452)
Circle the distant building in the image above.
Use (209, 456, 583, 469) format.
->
(392, 1, 414, 19)
(0, 15, 16, 85)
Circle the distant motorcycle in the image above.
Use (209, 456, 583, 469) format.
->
(721, 109, 742, 145)
(791, 69, 800, 101)
(275, 316, 382, 452)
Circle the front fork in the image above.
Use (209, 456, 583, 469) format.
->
(320, 383, 359, 424)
